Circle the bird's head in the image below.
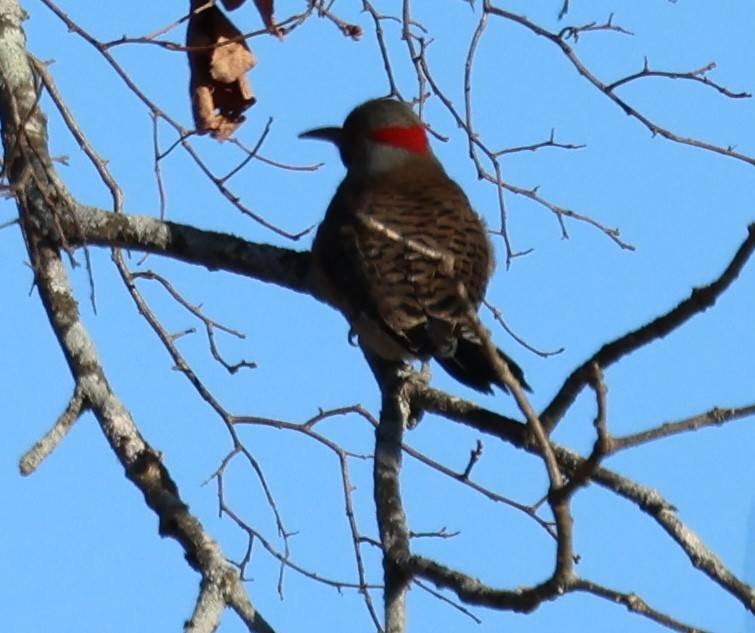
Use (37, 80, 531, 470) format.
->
(300, 98, 434, 176)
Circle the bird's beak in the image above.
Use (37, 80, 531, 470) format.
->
(299, 126, 344, 147)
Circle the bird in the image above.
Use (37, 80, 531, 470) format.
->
(300, 98, 529, 394)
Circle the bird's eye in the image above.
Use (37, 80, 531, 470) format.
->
(338, 133, 364, 168)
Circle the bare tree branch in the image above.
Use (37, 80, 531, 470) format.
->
(541, 222, 755, 433)
(0, 3, 275, 630)
(485, 2, 755, 167)
(19, 383, 87, 474)
(365, 353, 418, 633)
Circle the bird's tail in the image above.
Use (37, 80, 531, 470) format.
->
(434, 335, 530, 394)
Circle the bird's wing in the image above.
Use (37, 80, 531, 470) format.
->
(311, 168, 493, 360)
(359, 173, 492, 329)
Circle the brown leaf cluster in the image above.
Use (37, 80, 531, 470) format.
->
(187, 4, 256, 141)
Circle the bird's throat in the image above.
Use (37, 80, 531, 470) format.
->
(369, 125, 429, 155)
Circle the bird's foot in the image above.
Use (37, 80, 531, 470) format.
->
(402, 362, 430, 429)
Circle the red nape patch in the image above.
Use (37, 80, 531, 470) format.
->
(369, 125, 429, 155)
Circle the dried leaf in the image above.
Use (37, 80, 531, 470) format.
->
(210, 34, 254, 84)
(187, 5, 256, 141)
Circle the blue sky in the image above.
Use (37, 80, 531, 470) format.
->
(2, 1, 754, 632)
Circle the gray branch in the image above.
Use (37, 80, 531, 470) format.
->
(0, 2, 275, 631)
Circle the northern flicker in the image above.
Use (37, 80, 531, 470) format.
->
(301, 98, 529, 394)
